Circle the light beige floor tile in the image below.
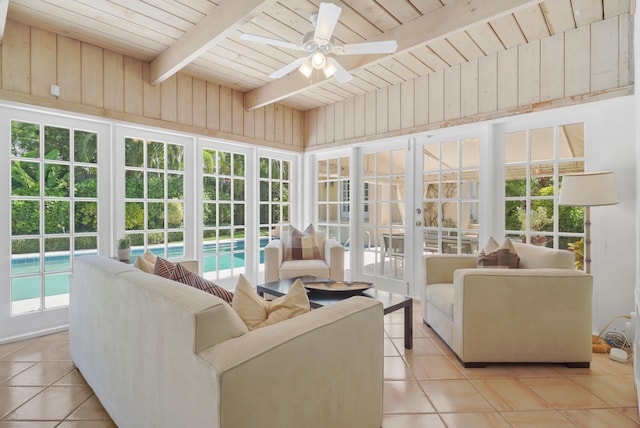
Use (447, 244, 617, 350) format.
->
(65, 395, 111, 420)
(420, 379, 495, 413)
(54, 369, 89, 387)
(0, 343, 30, 360)
(561, 408, 640, 427)
(385, 324, 412, 340)
(471, 378, 553, 411)
(406, 355, 464, 380)
(384, 356, 414, 380)
(503, 365, 567, 378)
(569, 375, 638, 407)
(393, 337, 444, 358)
(521, 377, 609, 409)
(382, 413, 445, 428)
(383, 380, 435, 414)
(0, 386, 45, 419)
(5, 386, 92, 421)
(0, 342, 69, 363)
(458, 365, 518, 379)
(384, 338, 400, 357)
(619, 407, 640, 423)
(3, 361, 76, 387)
(0, 362, 35, 384)
(56, 422, 117, 428)
(500, 410, 576, 427)
(439, 411, 511, 427)
(0, 422, 58, 427)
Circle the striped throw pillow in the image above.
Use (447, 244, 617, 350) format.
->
(168, 262, 234, 304)
(285, 224, 322, 261)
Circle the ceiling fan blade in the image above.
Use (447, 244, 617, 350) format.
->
(326, 57, 352, 83)
(314, 2, 341, 44)
(338, 40, 399, 55)
(240, 33, 303, 51)
(269, 57, 309, 79)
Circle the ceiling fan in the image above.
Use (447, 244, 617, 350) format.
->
(240, 2, 398, 83)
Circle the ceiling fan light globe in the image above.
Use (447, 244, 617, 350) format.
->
(311, 51, 326, 69)
(323, 61, 337, 78)
(298, 60, 313, 78)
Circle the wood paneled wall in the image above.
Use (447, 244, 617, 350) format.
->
(305, 14, 634, 148)
(0, 19, 304, 151)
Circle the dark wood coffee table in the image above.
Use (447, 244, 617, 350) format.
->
(257, 276, 413, 349)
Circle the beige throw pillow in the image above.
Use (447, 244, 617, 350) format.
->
(134, 250, 157, 273)
(478, 238, 520, 268)
(285, 224, 321, 261)
(232, 275, 310, 330)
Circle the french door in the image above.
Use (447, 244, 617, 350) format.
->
(1, 105, 111, 341)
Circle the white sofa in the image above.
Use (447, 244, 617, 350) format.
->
(422, 242, 593, 368)
(70, 255, 383, 428)
(264, 232, 344, 282)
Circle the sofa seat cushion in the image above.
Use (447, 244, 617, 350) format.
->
(279, 259, 329, 279)
(425, 283, 455, 321)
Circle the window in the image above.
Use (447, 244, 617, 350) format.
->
(504, 123, 585, 257)
(317, 157, 350, 246)
(10, 121, 100, 314)
(422, 138, 480, 254)
(202, 148, 246, 279)
(258, 156, 291, 262)
(124, 137, 185, 259)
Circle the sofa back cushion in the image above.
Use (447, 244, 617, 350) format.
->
(513, 242, 575, 269)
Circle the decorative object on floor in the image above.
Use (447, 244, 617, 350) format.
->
(559, 171, 619, 274)
(116, 236, 131, 261)
(240, 2, 397, 83)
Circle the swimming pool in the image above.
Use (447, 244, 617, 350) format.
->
(11, 238, 270, 302)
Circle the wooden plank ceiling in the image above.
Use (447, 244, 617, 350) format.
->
(5, 0, 633, 111)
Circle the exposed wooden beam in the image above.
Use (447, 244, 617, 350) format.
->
(150, 0, 276, 85)
(0, 0, 9, 43)
(244, 0, 542, 110)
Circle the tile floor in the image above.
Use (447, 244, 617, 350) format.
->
(0, 301, 638, 427)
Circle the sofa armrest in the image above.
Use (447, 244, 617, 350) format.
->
(452, 268, 593, 363)
(425, 254, 477, 285)
(198, 296, 383, 428)
(325, 238, 345, 281)
(264, 239, 283, 282)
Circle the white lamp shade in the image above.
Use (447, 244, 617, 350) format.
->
(559, 171, 619, 206)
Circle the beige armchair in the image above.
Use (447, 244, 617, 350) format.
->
(264, 230, 344, 283)
(422, 242, 593, 368)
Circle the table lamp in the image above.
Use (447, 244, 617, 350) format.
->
(558, 171, 619, 274)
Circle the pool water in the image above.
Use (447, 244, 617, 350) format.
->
(11, 238, 269, 302)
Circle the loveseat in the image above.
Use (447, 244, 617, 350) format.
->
(70, 255, 383, 428)
(421, 242, 593, 367)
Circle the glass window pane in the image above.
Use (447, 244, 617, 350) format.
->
(505, 200, 526, 231)
(282, 160, 290, 181)
(12, 121, 40, 158)
(125, 170, 144, 198)
(75, 166, 97, 198)
(125, 202, 145, 230)
(531, 127, 554, 162)
(559, 205, 584, 234)
(147, 202, 165, 229)
(233, 179, 244, 200)
(74, 130, 98, 163)
(44, 238, 70, 272)
(204, 203, 217, 227)
(12, 200, 40, 235)
(340, 157, 350, 178)
(233, 153, 245, 176)
(559, 123, 584, 159)
(234, 204, 245, 226)
(364, 153, 375, 176)
(441, 141, 458, 169)
(259, 157, 269, 178)
(12, 239, 40, 275)
(45, 200, 69, 234)
(461, 138, 480, 168)
(168, 174, 184, 199)
(147, 172, 165, 199)
(167, 202, 184, 228)
(168, 232, 184, 257)
(220, 178, 231, 200)
(74, 236, 97, 254)
(203, 176, 217, 200)
(12, 276, 41, 313)
(12, 160, 40, 196)
(44, 164, 70, 197)
(45, 126, 70, 161)
(147, 141, 165, 169)
(203, 149, 216, 173)
(167, 144, 184, 171)
(505, 131, 526, 163)
(219, 152, 231, 175)
(423, 144, 439, 171)
(125, 138, 144, 167)
(271, 159, 281, 179)
(75, 201, 97, 233)
(318, 160, 328, 180)
(219, 203, 231, 226)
